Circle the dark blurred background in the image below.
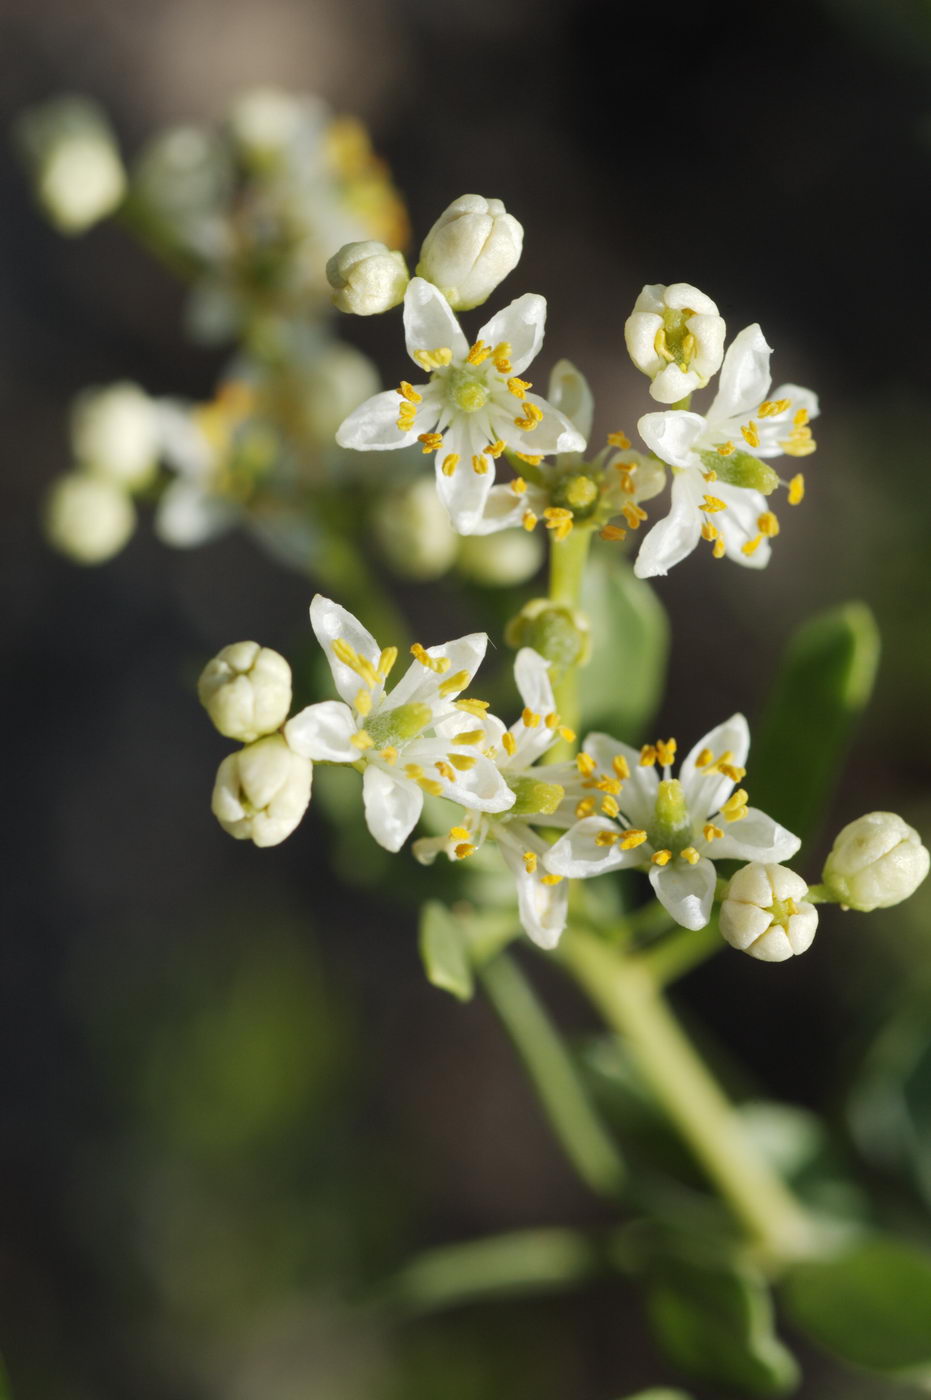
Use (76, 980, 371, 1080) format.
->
(2, 0, 931, 1395)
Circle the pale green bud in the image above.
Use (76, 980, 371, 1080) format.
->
(504, 599, 591, 670)
(326, 241, 409, 315)
(508, 777, 565, 817)
(457, 530, 544, 587)
(198, 642, 292, 744)
(305, 343, 380, 443)
(227, 87, 322, 165)
(416, 195, 523, 310)
(17, 96, 126, 234)
(823, 812, 930, 911)
(211, 735, 312, 847)
(372, 478, 458, 580)
(44, 473, 136, 564)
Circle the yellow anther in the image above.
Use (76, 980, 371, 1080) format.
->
(701, 521, 719, 542)
(716, 440, 735, 456)
(413, 347, 453, 371)
(396, 402, 418, 430)
(418, 432, 443, 453)
(741, 421, 760, 448)
(615, 467, 636, 494)
(471, 454, 489, 475)
(351, 729, 374, 750)
(507, 376, 532, 398)
(696, 748, 714, 768)
(492, 342, 512, 372)
(718, 763, 746, 782)
(559, 727, 576, 743)
(623, 502, 648, 529)
(544, 508, 573, 522)
(522, 708, 541, 728)
(780, 426, 816, 457)
(456, 729, 485, 746)
(544, 712, 560, 729)
(449, 826, 471, 841)
(741, 534, 764, 557)
(522, 510, 538, 531)
(510, 476, 527, 495)
(487, 439, 506, 458)
(607, 430, 631, 449)
(680, 846, 700, 865)
(595, 777, 621, 795)
(601, 795, 620, 819)
(757, 511, 780, 537)
(380, 746, 398, 764)
(434, 760, 456, 781)
(702, 495, 727, 513)
(600, 525, 628, 542)
(654, 326, 674, 362)
(502, 731, 518, 756)
(439, 669, 471, 696)
(793, 407, 809, 427)
(332, 639, 380, 687)
(656, 738, 678, 767)
(788, 473, 805, 505)
(378, 646, 398, 679)
(523, 851, 538, 874)
(703, 823, 724, 841)
(441, 453, 459, 476)
(404, 763, 424, 780)
(703, 468, 718, 483)
(577, 753, 597, 776)
(449, 753, 476, 771)
(410, 642, 451, 673)
(355, 689, 373, 716)
(651, 849, 672, 866)
(419, 778, 444, 796)
(595, 830, 620, 847)
(757, 399, 778, 417)
(456, 698, 490, 716)
(514, 402, 544, 431)
(454, 842, 476, 859)
(612, 755, 630, 780)
(576, 798, 596, 818)
(639, 745, 657, 767)
(541, 874, 563, 886)
(722, 788, 749, 821)
(620, 828, 648, 849)
(713, 537, 726, 559)
(398, 381, 423, 404)
(466, 339, 491, 365)
(515, 452, 543, 466)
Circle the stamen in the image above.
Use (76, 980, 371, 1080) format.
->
(492, 342, 512, 373)
(396, 402, 418, 430)
(418, 432, 443, 453)
(351, 730, 374, 750)
(413, 347, 453, 371)
(703, 469, 718, 483)
(741, 421, 760, 448)
(522, 708, 541, 728)
(780, 426, 816, 457)
(541, 874, 563, 886)
(332, 639, 380, 687)
(441, 453, 459, 476)
(758, 511, 780, 537)
(680, 846, 700, 864)
(577, 753, 597, 776)
(607, 430, 631, 449)
(623, 503, 648, 529)
(456, 729, 485, 746)
(612, 755, 630, 780)
(653, 327, 674, 363)
(656, 738, 677, 767)
(487, 440, 506, 458)
(471, 454, 489, 475)
(788, 473, 805, 505)
(576, 798, 596, 818)
(439, 669, 471, 696)
(721, 788, 749, 821)
(410, 642, 452, 673)
(793, 407, 809, 427)
(514, 402, 544, 432)
(703, 823, 724, 841)
(449, 826, 471, 841)
(615, 467, 636, 494)
(718, 763, 745, 782)
(701, 522, 719, 542)
(651, 849, 672, 866)
(510, 477, 527, 496)
(558, 726, 576, 742)
(544, 712, 560, 729)
(434, 760, 456, 780)
(507, 377, 532, 398)
(601, 796, 620, 818)
(454, 842, 476, 859)
(449, 753, 475, 771)
(466, 340, 491, 365)
(639, 745, 657, 767)
(702, 495, 727, 513)
(398, 381, 422, 404)
(595, 830, 620, 847)
(716, 441, 735, 456)
(378, 646, 398, 679)
(741, 535, 764, 557)
(455, 698, 490, 716)
(404, 763, 424, 780)
(523, 851, 538, 873)
(600, 525, 627, 542)
(522, 510, 538, 531)
(502, 732, 518, 756)
(355, 689, 372, 716)
(515, 452, 543, 466)
(712, 538, 726, 559)
(594, 777, 621, 795)
(380, 746, 398, 764)
(619, 828, 648, 849)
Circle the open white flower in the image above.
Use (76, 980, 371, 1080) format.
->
(720, 863, 818, 962)
(634, 324, 819, 578)
(544, 714, 800, 931)
(284, 595, 513, 852)
(625, 282, 726, 404)
(335, 278, 585, 534)
(413, 649, 588, 949)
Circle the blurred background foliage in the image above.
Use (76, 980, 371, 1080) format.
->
(2, 0, 931, 1395)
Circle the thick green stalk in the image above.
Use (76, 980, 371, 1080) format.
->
(548, 525, 593, 759)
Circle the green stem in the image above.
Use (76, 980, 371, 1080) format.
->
(638, 919, 724, 984)
(558, 926, 815, 1266)
(479, 951, 625, 1199)
(548, 525, 594, 759)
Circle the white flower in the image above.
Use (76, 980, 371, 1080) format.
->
(544, 714, 800, 931)
(211, 734, 312, 847)
(625, 283, 726, 404)
(153, 398, 241, 548)
(634, 324, 819, 577)
(284, 596, 514, 853)
(43, 473, 136, 564)
(822, 812, 930, 911)
(326, 241, 410, 316)
(71, 382, 160, 490)
(720, 863, 818, 962)
(335, 278, 585, 534)
(198, 642, 292, 743)
(413, 649, 589, 949)
(416, 194, 523, 311)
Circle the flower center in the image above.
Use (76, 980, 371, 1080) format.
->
(654, 307, 697, 371)
(649, 779, 694, 853)
(446, 367, 489, 414)
(367, 702, 432, 747)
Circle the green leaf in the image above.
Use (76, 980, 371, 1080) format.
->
(647, 1258, 800, 1395)
(783, 1234, 931, 1379)
(580, 553, 669, 739)
(619, 1391, 694, 1400)
(752, 602, 880, 841)
(419, 902, 474, 1002)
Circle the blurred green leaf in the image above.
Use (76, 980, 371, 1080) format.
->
(580, 553, 669, 739)
(647, 1257, 800, 1395)
(0, 1358, 11, 1400)
(619, 1391, 693, 1400)
(753, 602, 880, 841)
(419, 902, 474, 1002)
(783, 1234, 931, 1379)
(848, 1007, 931, 1209)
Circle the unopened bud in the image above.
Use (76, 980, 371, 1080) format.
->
(823, 812, 930, 911)
(44, 473, 136, 564)
(71, 382, 160, 489)
(211, 735, 312, 847)
(305, 343, 380, 443)
(625, 282, 726, 404)
(504, 599, 590, 670)
(372, 477, 458, 580)
(457, 530, 544, 587)
(227, 87, 322, 165)
(720, 863, 818, 962)
(198, 642, 292, 743)
(17, 96, 126, 234)
(326, 241, 409, 315)
(416, 194, 523, 311)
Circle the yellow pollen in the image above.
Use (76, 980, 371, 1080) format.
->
(651, 849, 672, 866)
(616, 468, 636, 494)
(780, 427, 816, 458)
(492, 342, 512, 373)
(654, 326, 674, 362)
(398, 381, 422, 404)
(788, 473, 805, 505)
(454, 842, 476, 859)
(577, 753, 597, 776)
(332, 639, 380, 687)
(576, 798, 596, 818)
(410, 642, 451, 673)
(718, 763, 746, 782)
(722, 788, 749, 821)
(544, 712, 559, 729)
(656, 738, 677, 767)
(396, 403, 418, 430)
(793, 407, 809, 427)
(640, 745, 657, 767)
(502, 731, 518, 756)
(419, 778, 444, 797)
(522, 510, 538, 531)
(757, 400, 778, 417)
(413, 347, 453, 371)
(595, 830, 620, 847)
(607, 430, 631, 449)
(523, 851, 538, 874)
(544, 507, 573, 522)
(680, 846, 700, 865)
(522, 708, 541, 728)
(623, 502, 648, 529)
(456, 729, 485, 746)
(404, 763, 424, 780)
(595, 777, 621, 795)
(601, 796, 620, 818)
(355, 688, 372, 716)
(380, 745, 398, 764)
(559, 726, 576, 743)
(510, 476, 527, 496)
(449, 753, 476, 771)
(466, 340, 491, 365)
(612, 755, 630, 780)
(701, 522, 719, 542)
(741, 421, 760, 448)
(434, 760, 456, 781)
(716, 441, 735, 457)
(449, 826, 471, 841)
(487, 440, 506, 458)
(758, 511, 780, 537)
(702, 495, 727, 513)
(713, 537, 726, 558)
(471, 454, 489, 475)
(741, 535, 764, 557)
(695, 748, 713, 771)
(507, 377, 532, 398)
(600, 525, 627, 542)
(540, 873, 563, 886)
(703, 469, 718, 483)
(378, 646, 398, 680)
(515, 452, 543, 466)
(439, 669, 471, 696)
(455, 698, 490, 716)
(441, 453, 459, 476)
(703, 823, 724, 841)
(418, 432, 443, 453)
(351, 729, 374, 750)
(620, 828, 648, 849)
(514, 402, 544, 431)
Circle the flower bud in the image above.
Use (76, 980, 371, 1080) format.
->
(17, 96, 126, 234)
(198, 642, 292, 743)
(371, 477, 458, 580)
(326, 241, 409, 315)
(71, 382, 160, 490)
(504, 599, 590, 670)
(416, 195, 523, 311)
(457, 530, 544, 587)
(720, 863, 818, 962)
(227, 86, 322, 166)
(822, 812, 930, 911)
(304, 343, 381, 443)
(211, 735, 312, 847)
(43, 473, 136, 564)
(625, 283, 726, 404)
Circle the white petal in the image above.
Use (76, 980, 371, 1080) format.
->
(284, 700, 357, 762)
(362, 763, 423, 852)
(495, 393, 586, 457)
(708, 324, 772, 424)
(498, 831, 568, 950)
(544, 818, 640, 878)
(412, 833, 453, 866)
(309, 594, 383, 707)
(477, 293, 546, 376)
(468, 482, 546, 535)
(583, 733, 658, 829)
(650, 857, 716, 930)
(624, 309, 664, 375)
(547, 358, 594, 444)
(709, 807, 801, 863)
(679, 713, 750, 815)
(384, 630, 488, 712)
(687, 313, 727, 376)
(637, 410, 706, 468)
(405, 738, 514, 813)
(336, 389, 424, 452)
(515, 647, 555, 716)
(434, 419, 496, 534)
(650, 362, 703, 404)
(752, 382, 820, 459)
(403, 277, 468, 364)
(631, 284, 666, 315)
(715, 483, 772, 569)
(154, 480, 236, 547)
(633, 470, 703, 579)
(664, 282, 719, 317)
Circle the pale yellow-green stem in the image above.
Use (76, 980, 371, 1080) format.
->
(547, 524, 594, 760)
